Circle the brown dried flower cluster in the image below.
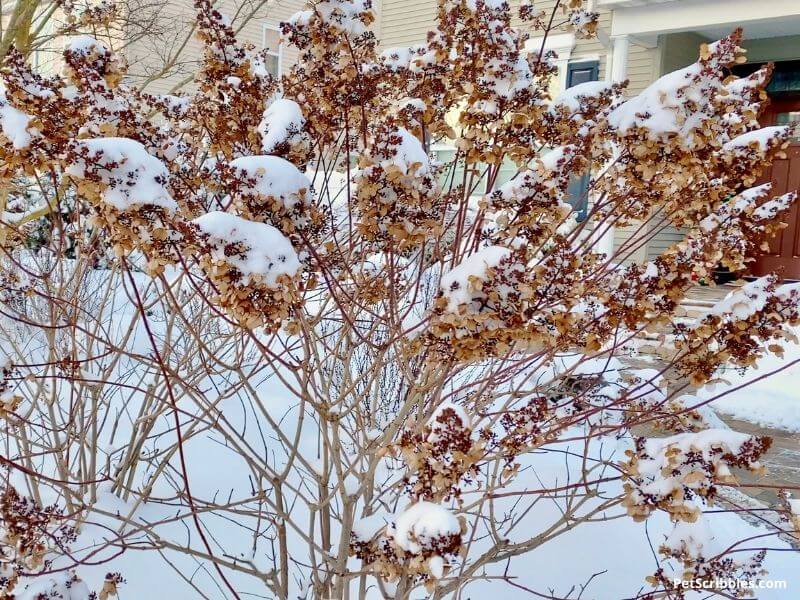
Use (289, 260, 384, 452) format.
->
(623, 431, 771, 523)
(1, 0, 799, 597)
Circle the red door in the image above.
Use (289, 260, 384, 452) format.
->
(750, 97, 800, 280)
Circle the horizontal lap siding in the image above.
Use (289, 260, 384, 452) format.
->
(379, 0, 437, 48)
(625, 44, 658, 96)
(379, 1, 665, 263)
(646, 225, 686, 261)
(124, 0, 305, 95)
(381, 0, 610, 76)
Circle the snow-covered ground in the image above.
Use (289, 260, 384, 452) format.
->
(701, 333, 800, 432)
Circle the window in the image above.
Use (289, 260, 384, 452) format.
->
(566, 61, 599, 87)
(262, 25, 283, 77)
(565, 61, 599, 221)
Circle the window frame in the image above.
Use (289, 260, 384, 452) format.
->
(566, 60, 600, 88)
(261, 23, 284, 77)
(564, 60, 600, 222)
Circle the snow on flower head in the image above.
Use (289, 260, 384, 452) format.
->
(229, 155, 312, 210)
(258, 98, 309, 160)
(429, 401, 470, 434)
(388, 501, 461, 574)
(287, 0, 374, 37)
(65, 137, 177, 212)
(192, 211, 300, 287)
(662, 516, 716, 560)
(710, 276, 773, 321)
(551, 80, 614, 112)
(376, 127, 430, 177)
(64, 34, 110, 57)
(624, 429, 770, 522)
(63, 34, 125, 86)
(439, 245, 510, 312)
(0, 85, 36, 150)
(608, 32, 742, 146)
(722, 125, 789, 153)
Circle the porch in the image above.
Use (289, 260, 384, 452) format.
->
(600, 0, 800, 279)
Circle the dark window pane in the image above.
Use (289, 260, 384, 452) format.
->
(568, 68, 595, 86)
(567, 61, 599, 88)
(565, 61, 599, 219)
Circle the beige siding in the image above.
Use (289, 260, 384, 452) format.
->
(124, 0, 306, 95)
(646, 223, 686, 262)
(660, 31, 708, 74)
(625, 44, 659, 95)
(380, 2, 664, 95)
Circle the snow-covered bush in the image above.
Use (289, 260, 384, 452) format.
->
(1, 1, 799, 598)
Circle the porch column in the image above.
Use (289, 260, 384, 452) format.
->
(610, 35, 629, 84)
(597, 35, 629, 258)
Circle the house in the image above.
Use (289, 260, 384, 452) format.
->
(24, 0, 307, 94)
(380, 0, 800, 279)
(596, 0, 800, 279)
(122, 0, 306, 95)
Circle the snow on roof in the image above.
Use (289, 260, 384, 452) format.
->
(229, 155, 312, 208)
(258, 98, 306, 155)
(192, 211, 300, 286)
(66, 137, 177, 212)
